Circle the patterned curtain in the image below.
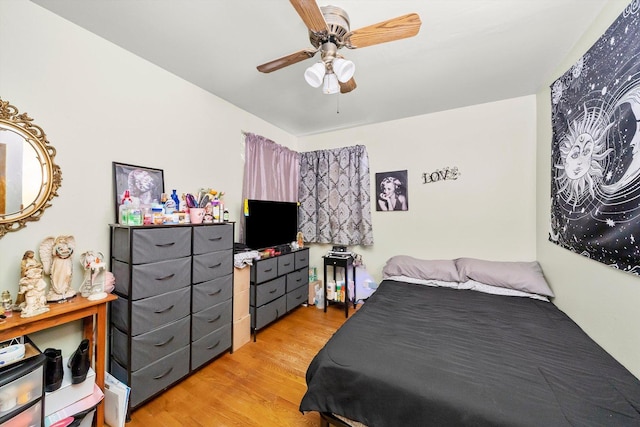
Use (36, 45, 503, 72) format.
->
(240, 132, 300, 241)
(299, 145, 373, 245)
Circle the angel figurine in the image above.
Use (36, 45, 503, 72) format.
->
(40, 235, 77, 302)
(17, 250, 49, 318)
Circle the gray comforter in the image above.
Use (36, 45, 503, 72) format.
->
(300, 280, 640, 426)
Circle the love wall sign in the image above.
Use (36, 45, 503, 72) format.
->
(422, 166, 460, 184)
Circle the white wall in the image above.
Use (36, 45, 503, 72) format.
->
(300, 96, 538, 282)
(0, 0, 296, 354)
(536, 0, 640, 379)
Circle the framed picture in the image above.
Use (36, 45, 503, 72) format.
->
(112, 162, 164, 221)
(375, 170, 409, 212)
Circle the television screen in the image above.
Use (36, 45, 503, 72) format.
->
(244, 199, 299, 250)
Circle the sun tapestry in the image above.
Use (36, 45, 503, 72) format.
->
(550, 1, 640, 274)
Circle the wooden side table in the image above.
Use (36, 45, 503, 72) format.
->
(323, 255, 356, 318)
(0, 294, 117, 427)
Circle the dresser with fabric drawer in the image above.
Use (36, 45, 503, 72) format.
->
(190, 224, 234, 370)
(109, 223, 234, 410)
(250, 248, 309, 340)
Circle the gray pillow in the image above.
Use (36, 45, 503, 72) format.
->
(383, 256, 460, 282)
(454, 257, 554, 297)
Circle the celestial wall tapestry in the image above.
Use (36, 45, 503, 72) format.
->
(550, 1, 640, 274)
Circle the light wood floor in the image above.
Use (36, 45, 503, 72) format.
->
(125, 303, 357, 427)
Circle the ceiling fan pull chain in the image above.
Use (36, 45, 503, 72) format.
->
(336, 94, 340, 114)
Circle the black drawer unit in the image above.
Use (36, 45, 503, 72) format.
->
(250, 248, 309, 340)
(109, 223, 234, 411)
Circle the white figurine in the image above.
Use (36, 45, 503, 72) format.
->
(40, 235, 77, 302)
(79, 250, 105, 297)
(88, 261, 108, 301)
(18, 251, 49, 318)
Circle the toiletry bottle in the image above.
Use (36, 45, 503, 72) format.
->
(119, 190, 133, 225)
(129, 201, 143, 226)
(327, 282, 335, 301)
(171, 190, 180, 211)
(212, 201, 221, 222)
(142, 204, 153, 225)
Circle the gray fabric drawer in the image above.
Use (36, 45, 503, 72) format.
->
(295, 249, 309, 269)
(287, 284, 308, 312)
(112, 316, 190, 372)
(251, 275, 285, 307)
(192, 274, 233, 313)
(193, 224, 233, 255)
(277, 253, 295, 275)
(192, 250, 233, 284)
(191, 300, 232, 342)
(116, 346, 190, 408)
(113, 256, 191, 300)
(251, 295, 286, 330)
(111, 286, 191, 336)
(251, 257, 277, 283)
(191, 323, 231, 370)
(112, 226, 191, 264)
(286, 268, 308, 292)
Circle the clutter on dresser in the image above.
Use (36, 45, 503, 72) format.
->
(116, 182, 229, 226)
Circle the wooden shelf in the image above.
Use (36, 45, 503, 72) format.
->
(0, 294, 117, 427)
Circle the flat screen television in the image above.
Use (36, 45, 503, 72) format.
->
(244, 199, 299, 250)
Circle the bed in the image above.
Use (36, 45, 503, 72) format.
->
(299, 256, 640, 427)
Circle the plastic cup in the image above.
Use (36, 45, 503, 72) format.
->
(189, 208, 205, 224)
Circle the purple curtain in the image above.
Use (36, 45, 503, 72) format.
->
(240, 133, 300, 240)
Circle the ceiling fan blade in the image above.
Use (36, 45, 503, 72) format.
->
(289, 0, 328, 34)
(339, 78, 357, 94)
(347, 13, 421, 49)
(257, 49, 317, 73)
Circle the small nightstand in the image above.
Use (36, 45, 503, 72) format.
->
(323, 255, 356, 318)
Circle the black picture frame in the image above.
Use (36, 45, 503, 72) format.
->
(375, 169, 409, 212)
(112, 162, 164, 221)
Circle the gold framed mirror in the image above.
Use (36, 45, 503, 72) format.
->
(0, 98, 62, 238)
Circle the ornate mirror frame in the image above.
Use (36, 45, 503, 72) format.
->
(0, 98, 62, 238)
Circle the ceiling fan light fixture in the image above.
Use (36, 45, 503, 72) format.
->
(304, 62, 326, 88)
(322, 73, 340, 94)
(332, 58, 355, 83)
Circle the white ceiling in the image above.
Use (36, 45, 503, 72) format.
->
(30, 0, 609, 136)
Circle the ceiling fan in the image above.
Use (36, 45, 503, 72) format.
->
(257, 0, 421, 94)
